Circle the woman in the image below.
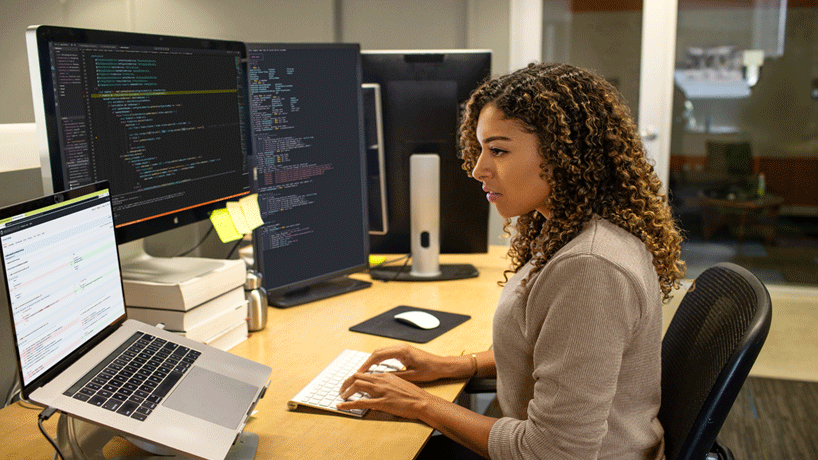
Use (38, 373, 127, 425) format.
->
(338, 62, 685, 459)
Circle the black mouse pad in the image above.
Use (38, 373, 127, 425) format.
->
(349, 306, 470, 344)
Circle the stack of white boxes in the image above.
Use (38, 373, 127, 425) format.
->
(123, 258, 249, 351)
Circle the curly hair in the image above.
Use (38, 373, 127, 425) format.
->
(459, 62, 685, 300)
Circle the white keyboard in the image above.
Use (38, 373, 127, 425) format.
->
(287, 349, 403, 417)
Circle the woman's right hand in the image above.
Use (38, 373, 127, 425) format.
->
(347, 345, 451, 386)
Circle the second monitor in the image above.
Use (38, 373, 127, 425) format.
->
(247, 43, 371, 308)
(361, 49, 492, 280)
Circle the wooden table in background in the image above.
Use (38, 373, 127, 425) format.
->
(698, 190, 785, 245)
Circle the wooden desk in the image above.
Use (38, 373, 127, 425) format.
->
(0, 248, 508, 459)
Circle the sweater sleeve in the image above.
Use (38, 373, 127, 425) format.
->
(488, 254, 644, 460)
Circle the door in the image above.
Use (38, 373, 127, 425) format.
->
(511, 0, 677, 188)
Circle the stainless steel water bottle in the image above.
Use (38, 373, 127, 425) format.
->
(245, 270, 267, 331)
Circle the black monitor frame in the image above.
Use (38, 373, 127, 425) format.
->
(26, 25, 251, 246)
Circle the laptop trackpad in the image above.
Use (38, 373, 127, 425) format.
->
(163, 366, 257, 430)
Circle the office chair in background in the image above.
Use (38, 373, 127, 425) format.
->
(464, 262, 772, 460)
(705, 141, 753, 178)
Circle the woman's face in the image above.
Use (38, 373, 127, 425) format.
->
(472, 103, 551, 219)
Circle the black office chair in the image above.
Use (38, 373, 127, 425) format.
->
(660, 262, 771, 460)
(464, 262, 772, 460)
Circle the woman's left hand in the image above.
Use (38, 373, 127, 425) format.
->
(336, 371, 436, 420)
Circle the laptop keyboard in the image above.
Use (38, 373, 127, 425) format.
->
(63, 331, 200, 421)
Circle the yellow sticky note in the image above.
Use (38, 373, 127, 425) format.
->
(368, 255, 387, 267)
(239, 193, 264, 230)
(227, 201, 250, 234)
(209, 208, 242, 243)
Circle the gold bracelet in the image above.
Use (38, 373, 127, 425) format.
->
(470, 353, 478, 377)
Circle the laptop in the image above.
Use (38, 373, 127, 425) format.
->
(0, 181, 272, 460)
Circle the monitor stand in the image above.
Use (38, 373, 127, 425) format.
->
(118, 240, 230, 284)
(269, 276, 372, 309)
(369, 153, 479, 282)
(56, 412, 258, 460)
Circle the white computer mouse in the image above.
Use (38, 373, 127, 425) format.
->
(394, 310, 441, 330)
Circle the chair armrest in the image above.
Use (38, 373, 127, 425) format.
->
(464, 377, 497, 394)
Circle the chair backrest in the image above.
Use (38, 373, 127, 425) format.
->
(706, 141, 753, 176)
(659, 263, 771, 460)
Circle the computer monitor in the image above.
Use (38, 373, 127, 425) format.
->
(26, 25, 251, 280)
(362, 83, 388, 236)
(246, 43, 370, 308)
(361, 49, 492, 281)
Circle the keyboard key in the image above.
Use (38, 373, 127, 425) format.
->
(172, 346, 189, 357)
(142, 401, 158, 410)
(116, 401, 139, 417)
(136, 405, 153, 415)
(102, 399, 122, 411)
(153, 370, 183, 397)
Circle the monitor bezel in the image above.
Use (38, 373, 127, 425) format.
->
(26, 25, 252, 244)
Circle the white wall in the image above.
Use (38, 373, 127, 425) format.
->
(0, 124, 38, 173)
(0, 0, 511, 124)
(0, 0, 338, 124)
(341, 0, 468, 50)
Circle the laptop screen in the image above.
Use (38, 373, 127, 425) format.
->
(0, 185, 126, 387)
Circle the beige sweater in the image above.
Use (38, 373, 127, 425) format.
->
(487, 218, 665, 460)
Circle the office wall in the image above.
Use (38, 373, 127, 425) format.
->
(0, 0, 337, 124)
(567, 10, 642, 120)
(0, 0, 509, 125)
